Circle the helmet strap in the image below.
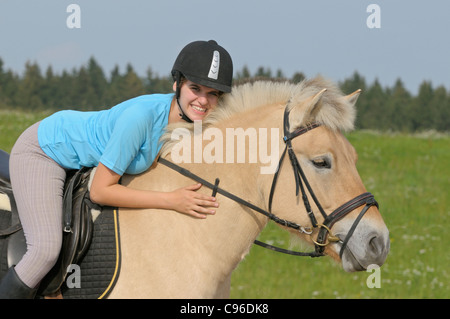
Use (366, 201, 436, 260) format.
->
(174, 72, 193, 123)
(176, 97, 193, 123)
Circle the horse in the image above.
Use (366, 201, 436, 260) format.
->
(103, 77, 389, 298)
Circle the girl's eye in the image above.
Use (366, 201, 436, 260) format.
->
(189, 84, 220, 97)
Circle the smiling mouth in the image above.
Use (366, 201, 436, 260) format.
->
(191, 105, 207, 113)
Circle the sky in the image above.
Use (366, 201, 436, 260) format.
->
(0, 0, 449, 95)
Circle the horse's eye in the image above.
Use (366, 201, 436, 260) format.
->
(312, 158, 331, 169)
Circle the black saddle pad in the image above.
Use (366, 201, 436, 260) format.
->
(60, 207, 121, 299)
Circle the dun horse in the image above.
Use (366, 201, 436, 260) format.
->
(105, 77, 389, 298)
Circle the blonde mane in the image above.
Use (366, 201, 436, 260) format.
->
(160, 76, 355, 155)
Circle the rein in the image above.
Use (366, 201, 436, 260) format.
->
(157, 157, 320, 257)
(158, 105, 378, 258)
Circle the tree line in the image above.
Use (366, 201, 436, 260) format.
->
(0, 57, 448, 132)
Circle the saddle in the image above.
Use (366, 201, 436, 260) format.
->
(0, 150, 120, 298)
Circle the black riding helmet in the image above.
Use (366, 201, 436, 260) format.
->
(172, 40, 233, 122)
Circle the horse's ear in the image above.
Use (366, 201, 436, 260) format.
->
(304, 88, 327, 118)
(344, 89, 362, 106)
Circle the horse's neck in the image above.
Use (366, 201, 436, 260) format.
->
(173, 106, 283, 271)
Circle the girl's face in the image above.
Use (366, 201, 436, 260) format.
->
(173, 80, 221, 121)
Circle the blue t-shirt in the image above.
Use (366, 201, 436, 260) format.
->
(38, 93, 173, 175)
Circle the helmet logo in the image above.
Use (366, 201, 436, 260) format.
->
(207, 50, 220, 80)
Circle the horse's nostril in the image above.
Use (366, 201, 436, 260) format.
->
(369, 236, 384, 256)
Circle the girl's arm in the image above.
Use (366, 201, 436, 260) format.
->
(89, 163, 218, 219)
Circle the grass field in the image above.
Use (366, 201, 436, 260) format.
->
(0, 110, 52, 153)
(0, 110, 448, 299)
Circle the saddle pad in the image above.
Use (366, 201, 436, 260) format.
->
(61, 208, 121, 299)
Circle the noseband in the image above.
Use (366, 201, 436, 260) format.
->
(158, 105, 379, 258)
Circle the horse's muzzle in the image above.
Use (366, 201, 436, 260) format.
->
(340, 225, 390, 272)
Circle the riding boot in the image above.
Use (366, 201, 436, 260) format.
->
(0, 267, 37, 299)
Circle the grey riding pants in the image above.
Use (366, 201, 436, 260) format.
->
(10, 122, 66, 289)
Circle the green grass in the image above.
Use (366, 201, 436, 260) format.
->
(230, 130, 449, 299)
(1, 110, 448, 299)
(0, 109, 52, 153)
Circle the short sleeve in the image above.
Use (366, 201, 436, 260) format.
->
(99, 105, 152, 175)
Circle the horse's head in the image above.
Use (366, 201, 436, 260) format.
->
(269, 77, 389, 272)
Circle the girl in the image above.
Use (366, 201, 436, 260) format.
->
(0, 40, 233, 298)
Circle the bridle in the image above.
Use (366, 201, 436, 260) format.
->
(158, 104, 378, 258)
(265, 106, 378, 258)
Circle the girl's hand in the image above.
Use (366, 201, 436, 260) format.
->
(168, 183, 219, 219)
(90, 163, 218, 218)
